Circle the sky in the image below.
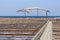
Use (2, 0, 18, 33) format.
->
(0, 0, 60, 16)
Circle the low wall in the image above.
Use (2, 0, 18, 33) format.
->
(40, 21, 52, 40)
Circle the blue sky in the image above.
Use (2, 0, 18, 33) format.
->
(0, 0, 60, 16)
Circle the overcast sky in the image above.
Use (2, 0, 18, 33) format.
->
(0, 0, 60, 16)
